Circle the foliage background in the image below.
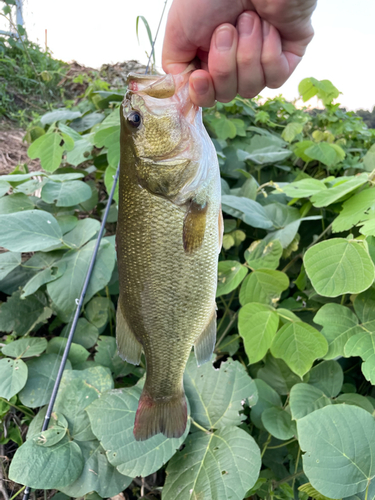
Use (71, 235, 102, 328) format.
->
(1, 6, 375, 500)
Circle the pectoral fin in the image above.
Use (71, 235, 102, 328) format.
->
(194, 308, 217, 366)
(116, 303, 142, 365)
(183, 200, 208, 254)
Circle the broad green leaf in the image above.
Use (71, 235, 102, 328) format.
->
(0, 172, 45, 182)
(87, 384, 190, 478)
(238, 303, 279, 364)
(0, 358, 28, 400)
(363, 144, 375, 172)
(304, 239, 375, 297)
(94, 335, 133, 378)
(59, 440, 131, 498)
(184, 356, 257, 430)
(66, 137, 93, 167)
(210, 115, 237, 140)
(0, 290, 52, 336)
(264, 202, 300, 228)
(239, 269, 289, 306)
(0, 210, 63, 252)
(9, 435, 83, 489)
(257, 354, 301, 395)
(299, 483, 339, 500)
(0, 180, 10, 197)
(19, 353, 72, 408)
(0, 251, 21, 280)
(216, 334, 240, 356)
(313, 303, 360, 359)
(27, 411, 68, 441)
(311, 174, 368, 207)
(237, 135, 291, 165)
(41, 180, 92, 207)
(47, 239, 116, 322)
(57, 216, 78, 235)
(216, 261, 248, 297)
(31, 415, 68, 447)
(304, 142, 345, 168)
(28, 132, 66, 172)
(13, 179, 44, 195)
(47, 338, 90, 367)
(59, 366, 114, 394)
(344, 324, 375, 384)
(281, 122, 303, 143)
(85, 297, 112, 329)
(21, 261, 66, 298)
(63, 218, 100, 249)
(1, 338, 48, 358)
(221, 195, 274, 229)
(49, 173, 85, 181)
(359, 217, 375, 236)
(298, 405, 375, 498)
(94, 125, 120, 167)
(332, 188, 375, 233)
(280, 178, 327, 199)
(271, 322, 328, 378)
(299, 77, 340, 105)
(250, 379, 282, 429)
(104, 165, 119, 203)
(290, 383, 332, 420)
(354, 286, 375, 322)
(60, 318, 99, 349)
(244, 239, 283, 270)
(293, 140, 314, 162)
(0, 193, 35, 214)
(163, 427, 261, 500)
(335, 394, 374, 414)
(40, 109, 82, 125)
(79, 179, 99, 212)
(261, 407, 296, 440)
(308, 360, 344, 397)
(54, 379, 99, 441)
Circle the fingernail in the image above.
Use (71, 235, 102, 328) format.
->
(238, 13, 254, 37)
(262, 20, 270, 38)
(192, 76, 209, 95)
(215, 27, 234, 51)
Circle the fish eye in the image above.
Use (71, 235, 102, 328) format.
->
(127, 111, 142, 129)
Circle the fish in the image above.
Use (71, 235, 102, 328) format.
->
(116, 68, 223, 441)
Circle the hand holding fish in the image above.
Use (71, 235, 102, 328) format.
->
(162, 0, 317, 107)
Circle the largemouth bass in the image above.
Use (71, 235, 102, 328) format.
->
(116, 69, 222, 441)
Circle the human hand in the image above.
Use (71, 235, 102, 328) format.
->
(162, 0, 317, 107)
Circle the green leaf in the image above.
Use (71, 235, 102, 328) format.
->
(1, 338, 48, 358)
(311, 174, 368, 207)
(239, 269, 289, 306)
(21, 261, 66, 299)
(281, 178, 327, 199)
(257, 354, 302, 395)
(184, 356, 257, 430)
(0, 290, 52, 336)
(313, 303, 360, 359)
(0, 251, 21, 280)
(332, 188, 375, 233)
(244, 239, 283, 270)
(28, 132, 67, 172)
(299, 78, 340, 105)
(9, 435, 84, 489)
(238, 303, 279, 364)
(304, 239, 375, 297)
(335, 394, 374, 414)
(60, 318, 99, 349)
(308, 360, 344, 397)
(87, 383, 190, 478)
(237, 135, 292, 164)
(163, 427, 261, 500)
(41, 180, 92, 207)
(290, 383, 332, 420)
(344, 324, 375, 384)
(211, 115, 237, 140)
(250, 379, 282, 429)
(281, 122, 304, 143)
(216, 261, 248, 297)
(59, 366, 113, 394)
(293, 140, 314, 162)
(0, 180, 10, 197)
(304, 142, 345, 167)
(0, 210, 63, 252)
(40, 109, 82, 126)
(47, 338, 90, 367)
(298, 405, 375, 498)
(58, 440, 131, 498)
(47, 239, 116, 322)
(94, 335, 133, 378)
(31, 414, 68, 447)
(221, 195, 274, 229)
(104, 165, 119, 203)
(19, 353, 72, 408)
(85, 297, 112, 329)
(261, 407, 296, 440)
(0, 358, 28, 400)
(0, 193, 35, 214)
(63, 218, 100, 249)
(354, 286, 375, 323)
(299, 483, 339, 500)
(216, 334, 240, 356)
(94, 126, 120, 167)
(271, 322, 328, 378)
(362, 144, 375, 172)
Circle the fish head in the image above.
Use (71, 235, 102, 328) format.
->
(122, 72, 197, 161)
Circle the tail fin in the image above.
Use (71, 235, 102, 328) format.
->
(133, 388, 187, 441)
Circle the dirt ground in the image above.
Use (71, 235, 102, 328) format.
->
(0, 128, 41, 175)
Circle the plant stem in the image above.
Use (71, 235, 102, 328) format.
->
(261, 433, 272, 458)
(292, 446, 301, 490)
(190, 418, 210, 434)
(365, 481, 370, 500)
(9, 485, 25, 500)
(215, 312, 238, 350)
(273, 471, 304, 488)
(0, 397, 34, 417)
(267, 438, 296, 449)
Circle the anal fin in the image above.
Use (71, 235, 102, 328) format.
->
(183, 200, 208, 254)
(194, 308, 217, 366)
(116, 303, 142, 365)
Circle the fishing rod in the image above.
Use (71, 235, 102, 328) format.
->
(21, 3, 167, 500)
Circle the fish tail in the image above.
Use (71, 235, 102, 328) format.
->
(133, 387, 187, 441)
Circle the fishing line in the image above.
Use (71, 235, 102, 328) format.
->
(22, 2, 168, 499)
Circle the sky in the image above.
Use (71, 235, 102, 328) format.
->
(1, 0, 374, 111)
